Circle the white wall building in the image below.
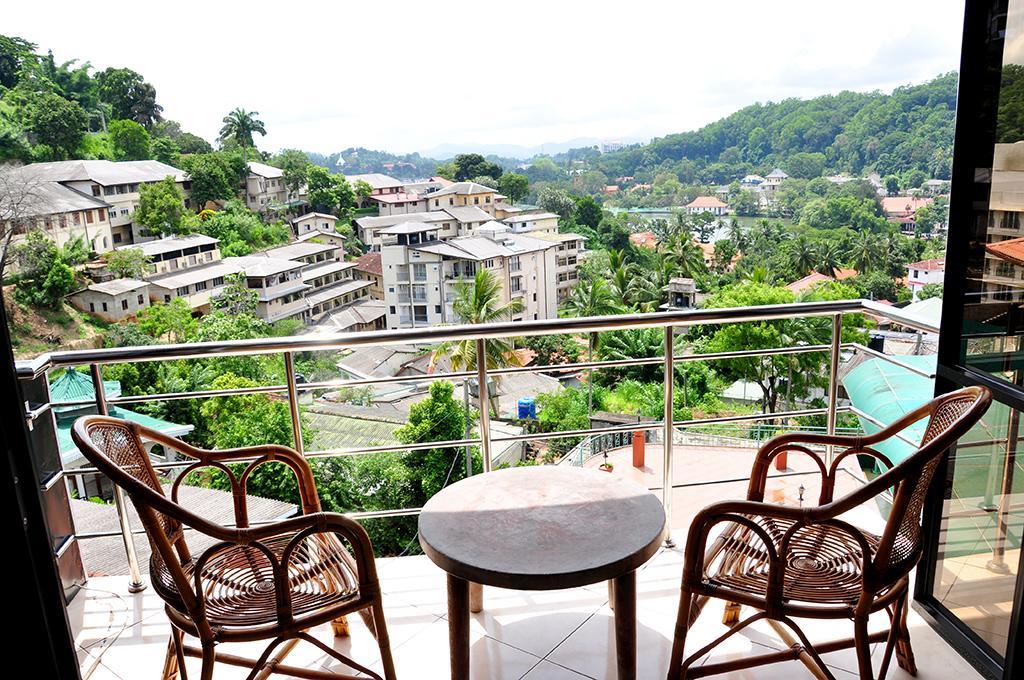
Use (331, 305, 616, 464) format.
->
(906, 258, 945, 301)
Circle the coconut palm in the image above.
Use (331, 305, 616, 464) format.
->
(742, 265, 776, 285)
(815, 241, 842, 278)
(218, 108, 267, 164)
(849, 231, 880, 273)
(561, 276, 622, 416)
(431, 269, 524, 420)
(727, 218, 747, 252)
(666, 237, 707, 279)
(789, 235, 816, 277)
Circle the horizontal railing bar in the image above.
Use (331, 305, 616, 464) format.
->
(861, 299, 940, 334)
(845, 343, 936, 378)
(847, 407, 921, 448)
(17, 299, 870, 376)
(46, 343, 837, 410)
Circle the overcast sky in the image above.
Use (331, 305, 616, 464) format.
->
(5, 0, 965, 156)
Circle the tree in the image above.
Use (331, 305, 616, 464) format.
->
(10, 231, 79, 308)
(918, 283, 943, 300)
(108, 119, 150, 161)
(25, 91, 87, 158)
(306, 166, 356, 219)
(538, 186, 576, 221)
(498, 173, 529, 203)
(178, 153, 237, 208)
(137, 298, 196, 343)
(574, 195, 603, 230)
(150, 136, 179, 165)
(190, 200, 289, 256)
(451, 153, 502, 182)
(561, 276, 621, 415)
(211, 273, 258, 315)
(848, 231, 881, 273)
(135, 176, 187, 236)
(271, 149, 311, 197)
(218, 108, 266, 164)
(431, 269, 524, 417)
(105, 247, 150, 279)
(519, 334, 581, 366)
(96, 67, 163, 127)
(0, 35, 36, 89)
(0, 165, 46, 275)
(177, 132, 213, 154)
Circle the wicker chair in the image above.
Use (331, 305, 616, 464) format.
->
(666, 385, 991, 680)
(71, 415, 397, 680)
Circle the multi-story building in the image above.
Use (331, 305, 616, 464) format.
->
(423, 181, 501, 216)
(381, 221, 558, 329)
(979, 143, 1024, 303)
(907, 258, 945, 300)
(146, 260, 244, 312)
(356, 206, 493, 251)
(533, 232, 587, 302)
(122, 234, 221, 275)
(343, 173, 405, 208)
(261, 241, 340, 268)
(245, 162, 288, 212)
(68, 279, 150, 322)
(228, 255, 309, 323)
(1, 176, 114, 257)
(368, 192, 430, 216)
(290, 212, 338, 239)
(501, 212, 560, 235)
(354, 252, 384, 299)
(6, 159, 189, 247)
(685, 196, 729, 216)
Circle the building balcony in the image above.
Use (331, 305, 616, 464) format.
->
(14, 299, 1002, 680)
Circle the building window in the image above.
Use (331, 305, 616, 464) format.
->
(113, 233, 122, 244)
(177, 286, 189, 296)
(474, 197, 480, 204)
(85, 211, 94, 224)
(121, 299, 129, 311)
(195, 281, 207, 291)
(102, 302, 108, 312)
(91, 185, 101, 197)
(89, 303, 95, 312)
(137, 294, 144, 305)
(109, 210, 117, 220)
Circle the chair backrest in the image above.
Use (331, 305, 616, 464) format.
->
(870, 386, 991, 579)
(71, 416, 196, 610)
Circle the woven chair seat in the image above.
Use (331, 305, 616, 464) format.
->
(153, 532, 360, 628)
(708, 515, 886, 605)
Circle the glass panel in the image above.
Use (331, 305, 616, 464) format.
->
(931, 397, 1024, 657)
(962, 0, 1024, 380)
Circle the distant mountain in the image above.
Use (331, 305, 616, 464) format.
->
(419, 137, 645, 160)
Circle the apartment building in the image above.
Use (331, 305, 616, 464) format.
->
(245, 162, 288, 212)
(228, 255, 309, 323)
(355, 207, 492, 251)
(302, 260, 373, 321)
(68, 279, 150, 322)
(980, 143, 1024, 303)
(122, 234, 222, 275)
(368, 192, 430, 216)
(423, 181, 501, 216)
(354, 252, 384, 299)
(290, 212, 338, 238)
(1, 176, 114, 257)
(7, 159, 189, 247)
(146, 260, 244, 313)
(381, 221, 558, 329)
(533, 232, 588, 302)
(501, 211, 560, 235)
(344, 173, 405, 207)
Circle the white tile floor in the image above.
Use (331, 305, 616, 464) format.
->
(70, 547, 988, 680)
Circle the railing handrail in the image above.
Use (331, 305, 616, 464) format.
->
(14, 298, 904, 378)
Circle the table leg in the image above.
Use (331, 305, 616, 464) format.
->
(448, 575, 471, 680)
(470, 581, 483, 613)
(613, 570, 637, 680)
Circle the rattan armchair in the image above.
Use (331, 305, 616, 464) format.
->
(71, 415, 397, 680)
(667, 386, 991, 680)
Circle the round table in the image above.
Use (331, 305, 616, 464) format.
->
(418, 466, 667, 679)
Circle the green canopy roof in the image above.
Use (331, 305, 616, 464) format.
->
(842, 355, 937, 467)
(49, 369, 120, 411)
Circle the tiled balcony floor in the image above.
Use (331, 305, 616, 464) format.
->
(71, 550, 987, 680)
(68, 448, 991, 679)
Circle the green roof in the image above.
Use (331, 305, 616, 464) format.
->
(50, 369, 120, 408)
(57, 405, 194, 459)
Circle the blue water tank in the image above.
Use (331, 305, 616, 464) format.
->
(517, 397, 536, 419)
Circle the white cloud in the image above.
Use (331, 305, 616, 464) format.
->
(3, 0, 964, 154)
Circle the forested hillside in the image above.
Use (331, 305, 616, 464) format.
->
(575, 73, 960, 184)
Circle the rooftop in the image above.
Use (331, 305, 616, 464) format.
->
(79, 278, 149, 296)
(355, 251, 383, 275)
(15, 180, 110, 216)
(18, 159, 187, 185)
(427, 181, 497, 197)
(291, 211, 339, 223)
(908, 257, 945, 271)
(247, 161, 283, 179)
(343, 173, 404, 190)
(147, 260, 243, 289)
(501, 211, 560, 223)
(121, 233, 219, 257)
(881, 196, 932, 215)
(313, 299, 388, 332)
(685, 196, 728, 208)
(369, 192, 423, 204)
(303, 278, 373, 307)
(355, 211, 451, 230)
(302, 260, 357, 281)
(985, 236, 1024, 265)
(442, 205, 493, 223)
(379, 221, 440, 235)
(223, 255, 304, 277)
(260, 241, 338, 261)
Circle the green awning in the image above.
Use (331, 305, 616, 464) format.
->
(842, 355, 937, 467)
(56, 406, 195, 459)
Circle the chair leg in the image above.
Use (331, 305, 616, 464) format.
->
(895, 594, 917, 676)
(371, 601, 397, 680)
(667, 587, 694, 680)
(331, 614, 350, 637)
(853, 611, 875, 680)
(722, 601, 741, 626)
(162, 629, 183, 680)
(199, 641, 216, 680)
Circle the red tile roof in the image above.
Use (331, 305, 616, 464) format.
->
(786, 272, 833, 294)
(986, 236, 1024, 266)
(907, 258, 945, 271)
(685, 196, 728, 209)
(629, 231, 657, 248)
(881, 196, 931, 217)
(354, 252, 382, 276)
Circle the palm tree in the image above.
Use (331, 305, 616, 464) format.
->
(666, 238, 706, 279)
(431, 269, 524, 419)
(789, 235, 816, 277)
(561, 276, 622, 416)
(849, 231, 880, 273)
(727, 218, 747, 252)
(815, 241, 842, 278)
(218, 108, 267, 164)
(742, 265, 776, 285)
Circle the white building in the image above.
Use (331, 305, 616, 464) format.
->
(533, 232, 588, 302)
(290, 212, 339, 239)
(0, 177, 114, 257)
(906, 258, 945, 301)
(68, 279, 150, 322)
(245, 162, 288, 212)
(501, 212, 560, 235)
(122, 234, 221, 275)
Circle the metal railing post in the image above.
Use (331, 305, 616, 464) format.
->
(662, 326, 675, 547)
(826, 313, 842, 464)
(476, 338, 492, 473)
(284, 352, 304, 455)
(90, 363, 146, 593)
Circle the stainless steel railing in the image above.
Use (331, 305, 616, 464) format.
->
(17, 298, 938, 591)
